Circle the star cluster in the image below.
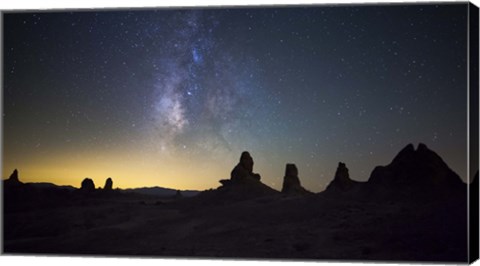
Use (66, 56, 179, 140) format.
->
(3, 4, 469, 191)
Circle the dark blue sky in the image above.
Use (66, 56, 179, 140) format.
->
(3, 4, 469, 190)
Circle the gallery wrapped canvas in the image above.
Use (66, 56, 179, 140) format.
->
(2, 1, 479, 263)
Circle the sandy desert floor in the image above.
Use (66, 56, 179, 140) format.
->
(3, 188, 467, 262)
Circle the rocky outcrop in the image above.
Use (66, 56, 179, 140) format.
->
(80, 178, 95, 192)
(326, 162, 358, 192)
(203, 151, 279, 201)
(4, 169, 23, 186)
(367, 143, 464, 196)
(281, 164, 311, 195)
(231, 151, 261, 183)
(9, 169, 19, 182)
(103, 178, 113, 190)
(207, 177, 279, 201)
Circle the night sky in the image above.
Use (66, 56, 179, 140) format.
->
(3, 4, 469, 191)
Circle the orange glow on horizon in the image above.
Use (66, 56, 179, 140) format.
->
(2, 159, 225, 191)
(2, 145, 235, 190)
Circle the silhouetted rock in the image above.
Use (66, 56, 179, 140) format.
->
(200, 176, 279, 202)
(4, 169, 24, 189)
(367, 143, 464, 197)
(231, 151, 261, 183)
(326, 162, 358, 192)
(219, 179, 232, 186)
(196, 152, 279, 201)
(103, 178, 113, 190)
(9, 169, 19, 182)
(281, 164, 311, 195)
(80, 178, 95, 192)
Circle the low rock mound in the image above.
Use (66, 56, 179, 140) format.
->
(80, 178, 95, 192)
(215, 177, 279, 199)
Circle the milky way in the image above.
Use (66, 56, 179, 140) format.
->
(147, 10, 270, 158)
(3, 4, 471, 190)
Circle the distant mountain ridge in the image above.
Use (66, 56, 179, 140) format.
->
(24, 182, 77, 191)
(2, 172, 200, 198)
(124, 186, 200, 197)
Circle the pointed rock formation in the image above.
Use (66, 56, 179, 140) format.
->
(4, 169, 24, 188)
(326, 162, 359, 192)
(368, 143, 464, 195)
(390, 143, 415, 167)
(103, 177, 113, 190)
(9, 169, 19, 182)
(80, 178, 95, 192)
(281, 164, 311, 195)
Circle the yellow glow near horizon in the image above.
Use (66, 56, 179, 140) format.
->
(2, 142, 247, 191)
(2, 138, 469, 193)
(2, 156, 226, 191)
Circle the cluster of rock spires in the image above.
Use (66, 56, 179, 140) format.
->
(4, 143, 474, 201)
(215, 143, 470, 200)
(216, 151, 311, 197)
(324, 143, 469, 199)
(3, 168, 115, 193)
(80, 177, 114, 192)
